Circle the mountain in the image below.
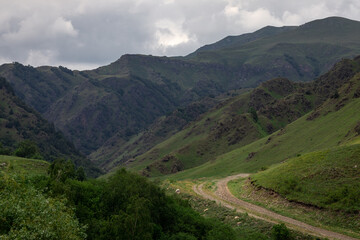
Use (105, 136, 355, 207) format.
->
(189, 25, 297, 54)
(0, 17, 359, 171)
(89, 95, 223, 171)
(0, 77, 100, 177)
(188, 16, 360, 84)
(126, 56, 360, 177)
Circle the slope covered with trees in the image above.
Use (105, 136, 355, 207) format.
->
(0, 77, 100, 177)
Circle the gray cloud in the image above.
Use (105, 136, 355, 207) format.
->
(0, 0, 359, 70)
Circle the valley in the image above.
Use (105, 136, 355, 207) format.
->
(0, 16, 360, 239)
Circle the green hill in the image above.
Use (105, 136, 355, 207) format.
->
(1, 17, 360, 172)
(190, 25, 297, 54)
(0, 155, 49, 176)
(0, 77, 100, 177)
(166, 90, 360, 180)
(251, 144, 360, 212)
(126, 56, 360, 177)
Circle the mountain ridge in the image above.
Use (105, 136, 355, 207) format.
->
(1, 16, 360, 171)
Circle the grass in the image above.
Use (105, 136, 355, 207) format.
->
(163, 97, 360, 180)
(162, 179, 319, 240)
(228, 177, 360, 239)
(0, 155, 49, 176)
(252, 144, 360, 212)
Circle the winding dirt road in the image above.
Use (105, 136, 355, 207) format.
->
(193, 174, 358, 240)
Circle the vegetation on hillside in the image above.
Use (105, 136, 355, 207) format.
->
(0, 157, 240, 240)
(1, 17, 359, 169)
(0, 77, 100, 177)
(128, 56, 360, 177)
(251, 144, 360, 212)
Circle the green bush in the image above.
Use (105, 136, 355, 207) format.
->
(14, 140, 42, 159)
(42, 168, 236, 240)
(0, 174, 86, 240)
(271, 223, 292, 240)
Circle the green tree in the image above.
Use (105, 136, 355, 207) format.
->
(0, 143, 11, 155)
(0, 174, 86, 240)
(14, 140, 42, 159)
(249, 107, 258, 122)
(48, 158, 76, 182)
(271, 223, 292, 240)
(75, 166, 87, 181)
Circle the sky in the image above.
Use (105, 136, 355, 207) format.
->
(0, 0, 359, 70)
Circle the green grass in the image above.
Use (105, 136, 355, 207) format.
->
(162, 180, 318, 240)
(252, 144, 360, 212)
(0, 155, 49, 176)
(164, 97, 360, 180)
(228, 177, 360, 239)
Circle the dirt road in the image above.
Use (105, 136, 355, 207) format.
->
(193, 174, 358, 240)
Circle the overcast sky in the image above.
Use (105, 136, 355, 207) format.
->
(0, 0, 359, 70)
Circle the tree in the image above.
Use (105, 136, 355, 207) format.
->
(271, 223, 292, 240)
(0, 143, 11, 155)
(0, 174, 86, 240)
(48, 158, 76, 182)
(75, 167, 86, 181)
(14, 140, 42, 159)
(249, 107, 258, 122)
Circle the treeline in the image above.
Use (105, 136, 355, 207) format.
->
(0, 140, 42, 159)
(1, 160, 236, 240)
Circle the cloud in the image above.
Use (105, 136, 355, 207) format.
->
(151, 19, 197, 54)
(0, 0, 359, 70)
(25, 49, 58, 66)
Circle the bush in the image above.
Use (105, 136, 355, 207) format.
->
(14, 140, 42, 159)
(271, 223, 292, 240)
(0, 143, 11, 155)
(42, 168, 236, 240)
(249, 107, 258, 122)
(0, 174, 86, 239)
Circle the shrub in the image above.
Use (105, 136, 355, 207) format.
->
(0, 174, 86, 239)
(271, 223, 292, 240)
(14, 140, 42, 159)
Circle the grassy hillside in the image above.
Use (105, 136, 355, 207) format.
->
(127, 56, 360, 177)
(190, 25, 297, 54)
(160, 59, 360, 179)
(0, 155, 49, 176)
(251, 144, 360, 212)
(163, 97, 360, 180)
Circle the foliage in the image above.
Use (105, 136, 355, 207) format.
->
(30, 168, 235, 239)
(248, 107, 258, 122)
(271, 223, 292, 240)
(14, 140, 42, 159)
(48, 158, 87, 182)
(0, 143, 11, 155)
(0, 173, 86, 240)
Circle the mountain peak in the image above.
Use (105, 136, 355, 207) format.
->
(300, 16, 359, 29)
